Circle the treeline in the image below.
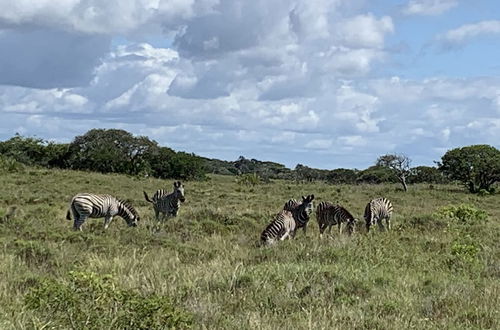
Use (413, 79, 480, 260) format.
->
(0, 129, 205, 180)
(0, 129, 498, 193)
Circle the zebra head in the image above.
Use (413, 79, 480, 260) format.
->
(300, 194, 315, 215)
(347, 218, 358, 235)
(121, 201, 140, 227)
(173, 181, 185, 203)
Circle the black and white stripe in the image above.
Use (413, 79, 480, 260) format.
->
(66, 193, 140, 231)
(261, 195, 315, 245)
(364, 197, 394, 232)
(143, 181, 185, 220)
(282, 196, 314, 236)
(316, 201, 357, 238)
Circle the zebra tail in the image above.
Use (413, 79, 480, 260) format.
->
(66, 209, 72, 221)
(143, 191, 153, 203)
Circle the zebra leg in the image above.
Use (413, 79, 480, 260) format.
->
(104, 216, 113, 230)
(154, 208, 160, 221)
(338, 222, 343, 236)
(377, 218, 385, 231)
(302, 225, 307, 237)
(280, 231, 290, 241)
(319, 223, 326, 239)
(386, 217, 391, 231)
(73, 215, 86, 231)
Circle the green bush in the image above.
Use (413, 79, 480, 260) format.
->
(434, 204, 488, 224)
(0, 155, 25, 173)
(25, 271, 192, 329)
(236, 173, 261, 186)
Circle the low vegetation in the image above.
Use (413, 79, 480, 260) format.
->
(4, 130, 498, 189)
(0, 167, 498, 329)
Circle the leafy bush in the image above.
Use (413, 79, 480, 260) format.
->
(434, 204, 488, 224)
(451, 242, 480, 263)
(0, 155, 25, 173)
(236, 173, 261, 186)
(25, 271, 192, 329)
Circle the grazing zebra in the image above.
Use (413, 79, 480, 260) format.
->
(283, 197, 314, 236)
(143, 181, 185, 221)
(364, 197, 394, 232)
(315, 201, 357, 238)
(261, 195, 315, 245)
(66, 193, 140, 231)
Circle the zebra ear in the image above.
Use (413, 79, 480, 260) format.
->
(301, 195, 306, 201)
(173, 181, 179, 188)
(309, 194, 315, 201)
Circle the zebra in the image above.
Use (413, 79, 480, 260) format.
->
(283, 197, 314, 236)
(315, 201, 357, 238)
(66, 193, 140, 231)
(261, 195, 315, 245)
(364, 197, 394, 232)
(143, 181, 185, 221)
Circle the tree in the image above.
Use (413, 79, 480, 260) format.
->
(376, 154, 412, 191)
(66, 129, 158, 175)
(409, 166, 447, 184)
(326, 168, 358, 184)
(438, 145, 500, 193)
(356, 165, 397, 184)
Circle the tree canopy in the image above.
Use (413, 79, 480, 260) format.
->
(438, 145, 500, 193)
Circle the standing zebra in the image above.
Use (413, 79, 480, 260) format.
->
(66, 193, 140, 231)
(143, 181, 185, 221)
(283, 197, 314, 236)
(261, 195, 315, 245)
(315, 201, 357, 239)
(364, 197, 393, 232)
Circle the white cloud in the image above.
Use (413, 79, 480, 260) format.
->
(437, 20, 500, 48)
(1, 0, 499, 169)
(337, 14, 394, 49)
(402, 0, 458, 16)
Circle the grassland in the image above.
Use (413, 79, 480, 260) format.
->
(0, 167, 499, 329)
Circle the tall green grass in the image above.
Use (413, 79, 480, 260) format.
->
(0, 168, 498, 329)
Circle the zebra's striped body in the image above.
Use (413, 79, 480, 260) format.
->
(364, 197, 393, 232)
(283, 197, 314, 236)
(261, 195, 314, 245)
(316, 201, 357, 238)
(66, 193, 140, 231)
(144, 181, 185, 221)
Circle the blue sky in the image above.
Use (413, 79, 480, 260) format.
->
(0, 0, 499, 169)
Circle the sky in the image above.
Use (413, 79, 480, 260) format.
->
(0, 0, 499, 169)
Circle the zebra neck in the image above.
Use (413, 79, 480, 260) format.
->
(118, 203, 132, 220)
(295, 208, 309, 223)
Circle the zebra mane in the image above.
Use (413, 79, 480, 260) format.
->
(337, 205, 355, 221)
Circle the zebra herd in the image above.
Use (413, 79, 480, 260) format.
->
(66, 181, 185, 231)
(65, 181, 393, 246)
(260, 196, 394, 245)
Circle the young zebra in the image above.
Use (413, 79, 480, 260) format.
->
(283, 197, 314, 236)
(364, 197, 394, 232)
(66, 193, 140, 231)
(315, 201, 358, 238)
(261, 195, 315, 245)
(143, 181, 185, 221)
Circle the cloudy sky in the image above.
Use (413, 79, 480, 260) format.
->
(1, 0, 499, 169)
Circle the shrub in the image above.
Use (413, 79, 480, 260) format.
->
(0, 155, 25, 173)
(236, 173, 261, 186)
(433, 204, 488, 224)
(25, 271, 192, 329)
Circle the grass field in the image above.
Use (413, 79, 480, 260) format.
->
(0, 167, 499, 329)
